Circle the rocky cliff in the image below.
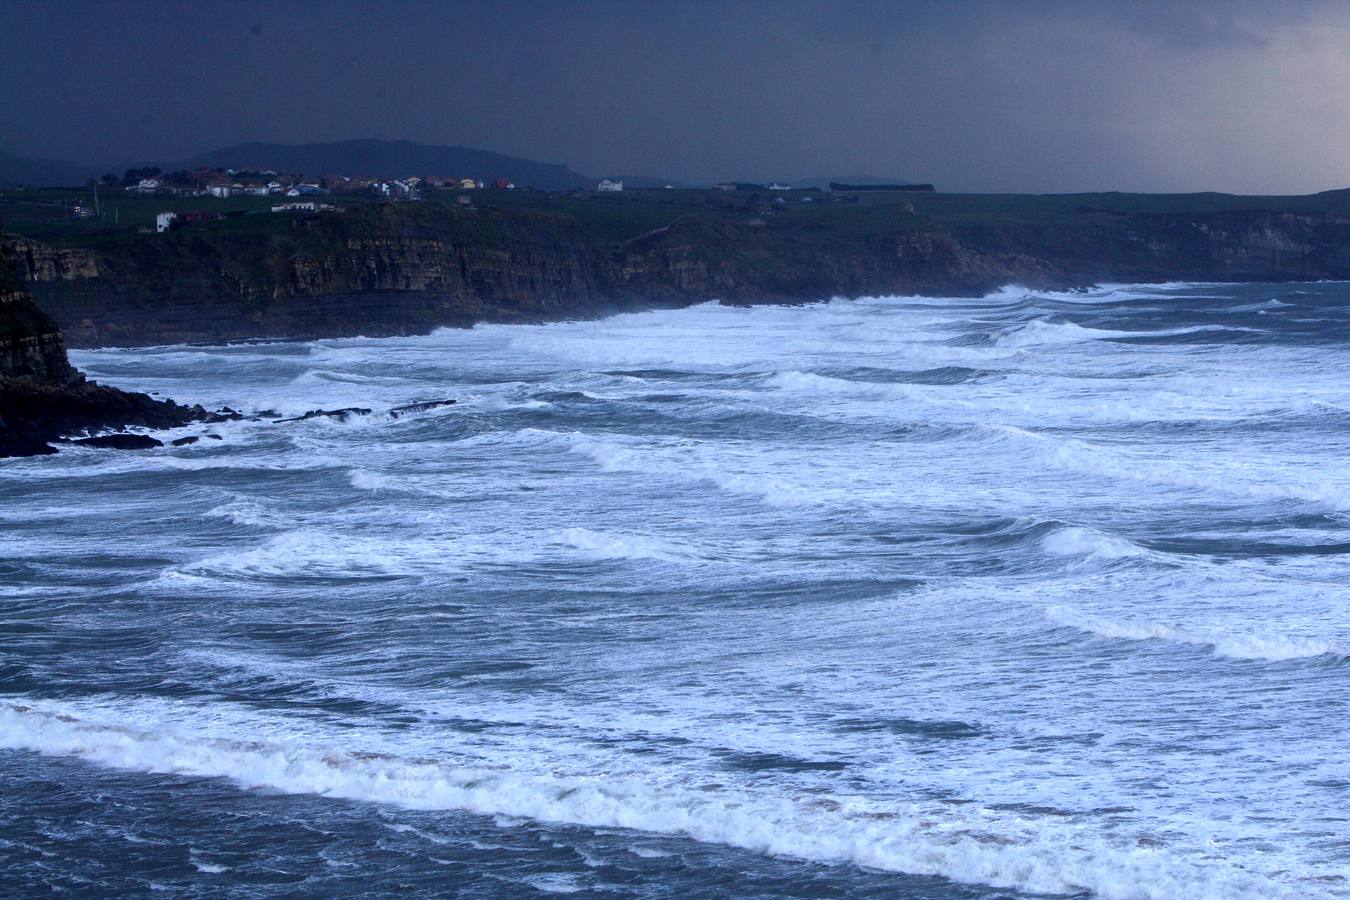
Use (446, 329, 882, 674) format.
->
(0, 249, 77, 384)
(0, 228, 203, 457)
(14, 201, 1350, 347)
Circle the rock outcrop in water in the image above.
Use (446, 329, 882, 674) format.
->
(12, 199, 1350, 347)
(0, 228, 204, 457)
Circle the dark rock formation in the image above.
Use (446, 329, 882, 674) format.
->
(276, 406, 373, 423)
(389, 398, 457, 419)
(0, 227, 205, 458)
(63, 433, 164, 450)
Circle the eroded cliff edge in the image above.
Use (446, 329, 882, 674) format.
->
(12, 199, 1350, 347)
(0, 229, 203, 457)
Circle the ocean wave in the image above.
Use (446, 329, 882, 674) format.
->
(995, 319, 1142, 348)
(553, 527, 685, 562)
(994, 318, 1262, 350)
(0, 701, 1301, 900)
(964, 282, 1228, 309)
(766, 370, 918, 402)
(564, 433, 822, 508)
(174, 529, 435, 582)
(348, 468, 404, 491)
(1226, 299, 1293, 313)
(987, 425, 1350, 512)
(203, 499, 278, 528)
(288, 367, 400, 385)
(1045, 605, 1344, 661)
(1040, 525, 1149, 560)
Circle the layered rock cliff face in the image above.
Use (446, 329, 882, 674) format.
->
(15, 203, 1350, 348)
(7, 236, 99, 282)
(0, 229, 202, 457)
(0, 257, 77, 383)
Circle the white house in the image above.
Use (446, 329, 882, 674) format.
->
(207, 184, 231, 198)
(155, 211, 177, 233)
(133, 178, 161, 194)
(597, 178, 623, 192)
(768, 182, 793, 191)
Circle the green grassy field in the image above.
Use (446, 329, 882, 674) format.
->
(6, 185, 1350, 249)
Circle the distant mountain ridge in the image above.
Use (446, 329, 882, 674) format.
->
(168, 139, 595, 189)
(0, 141, 924, 191)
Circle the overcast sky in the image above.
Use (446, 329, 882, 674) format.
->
(4, 0, 1350, 192)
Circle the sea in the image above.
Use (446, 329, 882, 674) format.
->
(2, 282, 1349, 898)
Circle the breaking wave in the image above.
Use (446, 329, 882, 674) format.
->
(0, 702, 1299, 899)
(1046, 606, 1344, 661)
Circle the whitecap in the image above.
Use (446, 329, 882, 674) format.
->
(0, 701, 1301, 900)
(1045, 605, 1342, 661)
(1040, 525, 1148, 560)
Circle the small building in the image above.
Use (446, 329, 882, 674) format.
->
(207, 184, 231, 198)
(271, 201, 334, 213)
(597, 178, 623, 192)
(459, 178, 477, 189)
(768, 182, 792, 191)
(133, 178, 161, 194)
(155, 211, 177, 233)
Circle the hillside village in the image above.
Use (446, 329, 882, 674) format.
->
(111, 166, 519, 201)
(1, 160, 937, 240)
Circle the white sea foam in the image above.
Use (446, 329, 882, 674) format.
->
(996, 319, 1140, 348)
(989, 425, 1350, 512)
(1045, 606, 1342, 661)
(348, 468, 402, 491)
(1041, 525, 1148, 560)
(628, 846, 674, 858)
(175, 529, 435, 581)
(995, 319, 1260, 350)
(563, 433, 822, 507)
(189, 854, 229, 874)
(203, 499, 276, 528)
(0, 702, 1306, 899)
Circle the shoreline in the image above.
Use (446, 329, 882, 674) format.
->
(55, 276, 1348, 353)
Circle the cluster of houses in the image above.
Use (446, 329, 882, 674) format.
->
(128, 168, 518, 201)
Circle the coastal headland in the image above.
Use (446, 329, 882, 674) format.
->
(4, 186, 1350, 348)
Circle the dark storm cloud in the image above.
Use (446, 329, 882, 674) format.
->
(3, 0, 1348, 192)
